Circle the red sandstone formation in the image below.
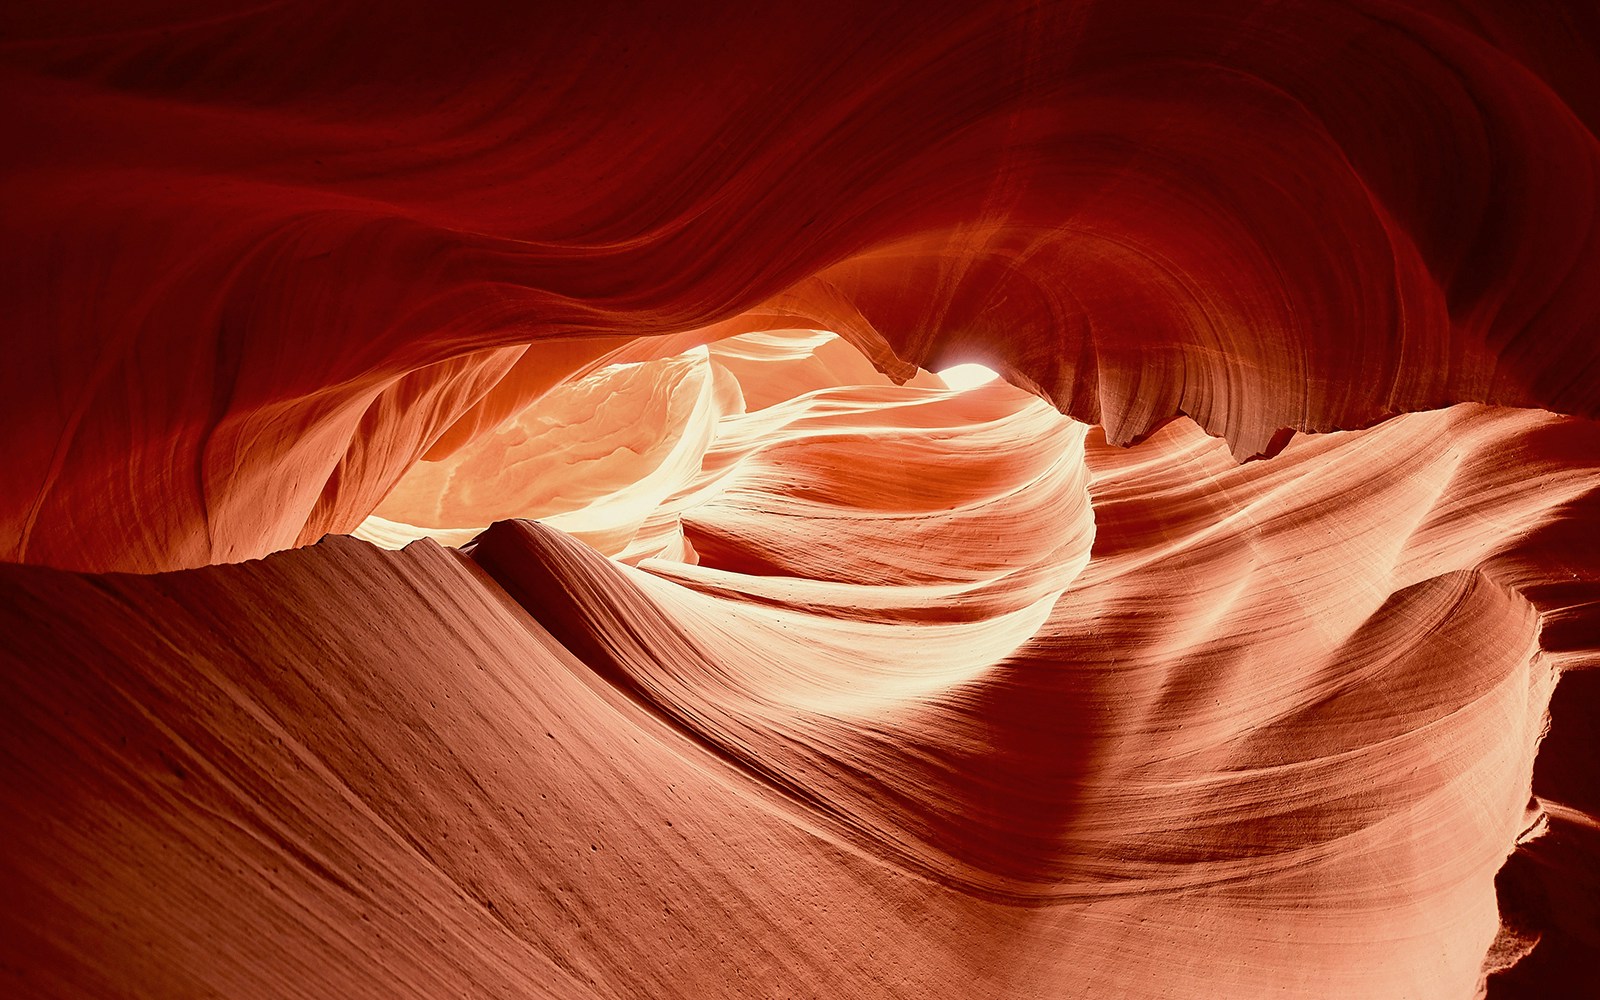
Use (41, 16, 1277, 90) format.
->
(2, 2, 1597, 997)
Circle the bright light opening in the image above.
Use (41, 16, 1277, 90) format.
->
(937, 363, 1000, 390)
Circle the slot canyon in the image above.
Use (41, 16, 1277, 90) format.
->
(1, 2, 1597, 997)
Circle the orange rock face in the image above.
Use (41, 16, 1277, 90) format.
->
(2, 2, 1597, 997)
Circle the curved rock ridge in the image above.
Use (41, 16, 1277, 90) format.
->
(364, 329, 1098, 725)
(2, 401, 1596, 998)
(4, 1, 1600, 571)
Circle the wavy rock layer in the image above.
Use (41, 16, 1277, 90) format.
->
(3, 399, 1597, 998)
(4, 0, 1599, 572)
(3, 2, 1600, 997)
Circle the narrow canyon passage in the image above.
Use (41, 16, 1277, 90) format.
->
(3, 2, 1599, 997)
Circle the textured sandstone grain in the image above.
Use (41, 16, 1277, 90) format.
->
(2, 2, 1598, 996)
